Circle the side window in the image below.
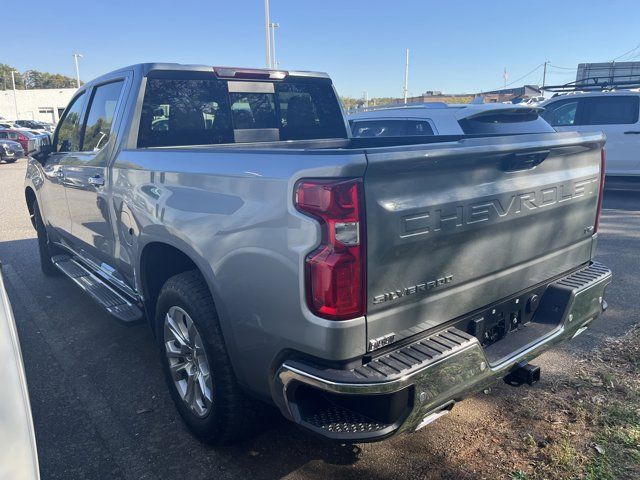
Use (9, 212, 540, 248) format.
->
(582, 96, 639, 125)
(541, 99, 579, 126)
(81, 81, 125, 152)
(55, 92, 86, 152)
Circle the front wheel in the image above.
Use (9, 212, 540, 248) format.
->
(155, 270, 262, 445)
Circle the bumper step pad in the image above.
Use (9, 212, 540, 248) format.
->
(354, 328, 476, 381)
(52, 255, 143, 324)
(302, 405, 388, 435)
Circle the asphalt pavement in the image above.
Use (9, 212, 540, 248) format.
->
(0, 158, 638, 480)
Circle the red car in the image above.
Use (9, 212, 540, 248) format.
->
(0, 129, 38, 155)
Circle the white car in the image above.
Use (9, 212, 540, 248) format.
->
(348, 102, 554, 138)
(540, 91, 640, 178)
(0, 265, 40, 479)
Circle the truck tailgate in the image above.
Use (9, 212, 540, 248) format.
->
(363, 132, 605, 346)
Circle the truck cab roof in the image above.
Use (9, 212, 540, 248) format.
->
(87, 63, 331, 87)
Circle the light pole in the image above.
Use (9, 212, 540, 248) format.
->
(403, 49, 409, 104)
(11, 70, 18, 119)
(73, 53, 83, 88)
(270, 22, 280, 68)
(264, 0, 272, 68)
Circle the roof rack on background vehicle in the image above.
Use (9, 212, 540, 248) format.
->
(543, 75, 640, 93)
(348, 102, 451, 114)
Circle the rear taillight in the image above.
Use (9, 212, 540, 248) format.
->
(295, 178, 365, 320)
(594, 148, 606, 233)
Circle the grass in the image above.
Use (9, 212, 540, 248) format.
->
(504, 326, 640, 480)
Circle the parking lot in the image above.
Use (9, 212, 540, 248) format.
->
(1, 158, 638, 479)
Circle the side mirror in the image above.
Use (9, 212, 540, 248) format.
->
(32, 144, 52, 163)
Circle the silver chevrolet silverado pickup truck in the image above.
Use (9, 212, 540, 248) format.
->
(25, 63, 611, 445)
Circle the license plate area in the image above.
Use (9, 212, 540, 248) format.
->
(462, 283, 550, 348)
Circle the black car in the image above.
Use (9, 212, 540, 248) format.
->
(0, 140, 24, 163)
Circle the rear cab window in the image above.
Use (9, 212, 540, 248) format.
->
(351, 119, 434, 137)
(137, 71, 347, 148)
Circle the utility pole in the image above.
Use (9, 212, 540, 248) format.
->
(264, 0, 272, 68)
(542, 61, 548, 88)
(403, 48, 409, 104)
(270, 22, 280, 68)
(11, 70, 18, 119)
(503, 67, 508, 89)
(363, 91, 368, 108)
(73, 53, 83, 88)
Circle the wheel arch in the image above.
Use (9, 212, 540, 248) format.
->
(137, 241, 232, 341)
(138, 240, 245, 386)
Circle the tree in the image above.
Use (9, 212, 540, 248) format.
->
(0, 63, 77, 90)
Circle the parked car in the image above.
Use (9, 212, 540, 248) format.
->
(25, 63, 610, 445)
(0, 263, 40, 479)
(14, 120, 52, 132)
(0, 140, 25, 162)
(540, 90, 640, 179)
(0, 129, 38, 155)
(348, 102, 554, 138)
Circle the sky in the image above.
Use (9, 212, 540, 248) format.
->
(5, 0, 640, 98)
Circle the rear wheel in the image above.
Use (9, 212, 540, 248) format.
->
(156, 270, 262, 445)
(33, 200, 62, 277)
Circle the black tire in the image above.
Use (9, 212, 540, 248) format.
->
(33, 200, 62, 277)
(5, 158, 17, 163)
(156, 270, 262, 445)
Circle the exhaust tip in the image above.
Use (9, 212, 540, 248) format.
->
(504, 362, 541, 387)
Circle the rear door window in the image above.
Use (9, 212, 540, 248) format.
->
(541, 99, 579, 126)
(581, 96, 639, 125)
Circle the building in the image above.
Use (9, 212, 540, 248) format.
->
(402, 85, 542, 105)
(406, 91, 475, 104)
(475, 85, 542, 103)
(576, 61, 640, 84)
(0, 88, 76, 124)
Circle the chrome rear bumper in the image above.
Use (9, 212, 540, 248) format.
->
(273, 262, 612, 442)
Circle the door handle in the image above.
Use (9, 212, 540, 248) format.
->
(624, 131, 640, 134)
(88, 175, 105, 187)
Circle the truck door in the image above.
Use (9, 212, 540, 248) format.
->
(62, 79, 126, 270)
(579, 95, 640, 175)
(40, 90, 88, 240)
(544, 95, 640, 175)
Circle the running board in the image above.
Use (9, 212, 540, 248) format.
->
(52, 255, 143, 324)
